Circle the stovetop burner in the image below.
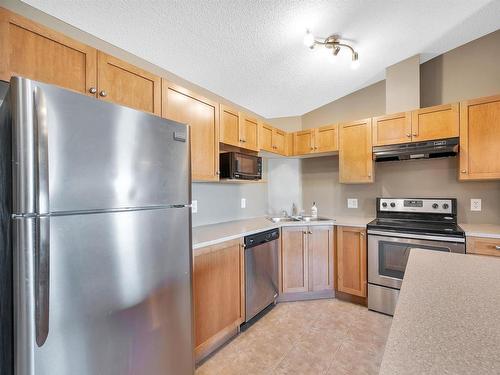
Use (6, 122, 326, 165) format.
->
(368, 197, 465, 238)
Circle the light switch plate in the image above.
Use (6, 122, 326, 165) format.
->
(191, 200, 198, 213)
(241, 198, 246, 209)
(347, 198, 358, 209)
(470, 198, 481, 212)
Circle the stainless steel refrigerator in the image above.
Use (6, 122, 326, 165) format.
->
(0, 77, 194, 375)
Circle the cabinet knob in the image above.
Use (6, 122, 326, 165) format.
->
(99, 90, 107, 97)
(368, 173, 372, 178)
(495, 246, 500, 251)
(406, 133, 411, 137)
(310, 147, 314, 150)
(308, 231, 312, 234)
(88, 87, 97, 94)
(314, 146, 318, 150)
(360, 232, 365, 236)
(216, 171, 220, 175)
(412, 133, 418, 137)
(461, 170, 467, 173)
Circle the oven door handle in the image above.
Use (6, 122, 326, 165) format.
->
(367, 230, 465, 243)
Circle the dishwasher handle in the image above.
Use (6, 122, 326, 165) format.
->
(244, 228, 280, 249)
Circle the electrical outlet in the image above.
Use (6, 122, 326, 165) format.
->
(347, 198, 358, 209)
(241, 198, 246, 209)
(470, 198, 482, 212)
(191, 200, 198, 213)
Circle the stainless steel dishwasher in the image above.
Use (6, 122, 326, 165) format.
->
(244, 228, 280, 322)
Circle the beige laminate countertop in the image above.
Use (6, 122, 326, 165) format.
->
(459, 223, 500, 239)
(380, 250, 500, 375)
(192, 216, 373, 250)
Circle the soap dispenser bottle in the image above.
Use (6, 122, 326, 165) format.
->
(311, 202, 318, 218)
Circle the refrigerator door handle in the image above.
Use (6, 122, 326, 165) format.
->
(35, 216, 50, 346)
(33, 86, 50, 215)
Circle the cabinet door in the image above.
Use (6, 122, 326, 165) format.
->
(336, 226, 367, 297)
(259, 123, 274, 152)
(219, 105, 240, 147)
(466, 236, 500, 257)
(293, 130, 314, 155)
(273, 129, 287, 155)
(240, 115, 259, 151)
(193, 239, 244, 358)
(315, 124, 338, 152)
(308, 226, 334, 291)
(162, 80, 219, 181)
(339, 118, 374, 183)
(372, 112, 411, 146)
(97, 52, 161, 115)
(459, 95, 500, 180)
(411, 103, 459, 142)
(281, 226, 308, 293)
(0, 8, 97, 96)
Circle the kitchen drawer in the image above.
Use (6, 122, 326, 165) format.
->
(467, 236, 500, 257)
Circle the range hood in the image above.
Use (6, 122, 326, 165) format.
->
(373, 138, 459, 162)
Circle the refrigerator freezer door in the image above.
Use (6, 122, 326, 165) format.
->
(11, 77, 190, 215)
(23, 207, 194, 375)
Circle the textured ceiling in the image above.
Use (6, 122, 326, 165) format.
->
(22, 0, 500, 118)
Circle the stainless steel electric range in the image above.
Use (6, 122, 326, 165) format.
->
(367, 198, 465, 316)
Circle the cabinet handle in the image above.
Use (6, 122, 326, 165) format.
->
(88, 87, 97, 94)
(495, 246, 500, 251)
(99, 90, 107, 97)
(461, 170, 467, 173)
(216, 171, 220, 175)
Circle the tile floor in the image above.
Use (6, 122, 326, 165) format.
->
(196, 298, 392, 375)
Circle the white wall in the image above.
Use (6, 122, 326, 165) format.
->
(267, 158, 302, 216)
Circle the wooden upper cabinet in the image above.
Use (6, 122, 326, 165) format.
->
(219, 105, 240, 147)
(281, 226, 308, 293)
(0, 8, 97, 96)
(336, 226, 367, 298)
(240, 114, 259, 151)
(459, 95, 500, 180)
(315, 124, 338, 153)
(259, 123, 274, 152)
(97, 52, 161, 115)
(339, 118, 374, 183)
(411, 103, 459, 142)
(162, 80, 219, 181)
(308, 226, 334, 292)
(293, 129, 314, 155)
(372, 112, 412, 146)
(274, 129, 286, 155)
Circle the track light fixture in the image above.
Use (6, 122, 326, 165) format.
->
(304, 30, 360, 69)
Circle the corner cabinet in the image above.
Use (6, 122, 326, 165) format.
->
(292, 125, 338, 155)
(281, 226, 334, 297)
(459, 95, 500, 180)
(193, 239, 245, 362)
(162, 80, 220, 181)
(293, 129, 315, 155)
(260, 123, 287, 155)
(0, 8, 97, 96)
(336, 226, 367, 298)
(339, 118, 374, 183)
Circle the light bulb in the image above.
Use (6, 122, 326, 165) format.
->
(303, 30, 315, 48)
(351, 52, 360, 70)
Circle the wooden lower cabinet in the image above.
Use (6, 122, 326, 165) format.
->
(336, 226, 367, 298)
(281, 226, 334, 297)
(193, 238, 244, 361)
(467, 236, 500, 257)
(459, 94, 500, 180)
(162, 80, 219, 181)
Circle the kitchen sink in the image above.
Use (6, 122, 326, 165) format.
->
(267, 216, 333, 223)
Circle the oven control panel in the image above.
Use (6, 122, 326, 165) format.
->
(379, 198, 453, 214)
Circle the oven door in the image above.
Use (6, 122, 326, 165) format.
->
(367, 231, 465, 289)
(234, 153, 260, 179)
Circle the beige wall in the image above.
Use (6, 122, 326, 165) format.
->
(301, 81, 386, 129)
(301, 30, 500, 224)
(421, 29, 500, 107)
(267, 116, 302, 132)
(386, 55, 420, 113)
(302, 156, 500, 224)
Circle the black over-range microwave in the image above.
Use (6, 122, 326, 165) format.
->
(220, 152, 262, 180)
